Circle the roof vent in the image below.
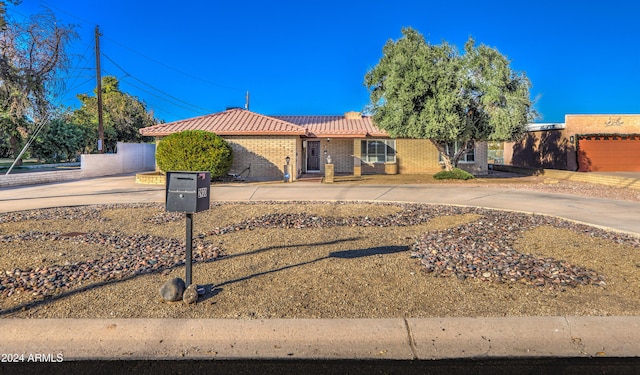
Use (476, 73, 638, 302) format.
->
(344, 111, 361, 120)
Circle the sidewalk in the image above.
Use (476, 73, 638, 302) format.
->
(1, 174, 639, 362)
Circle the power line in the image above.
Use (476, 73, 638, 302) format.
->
(52, 76, 95, 80)
(64, 77, 95, 97)
(143, 101, 190, 121)
(41, 1, 245, 93)
(40, 1, 95, 26)
(114, 74, 209, 116)
(99, 67, 205, 117)
(5, 5, 30, 20)
(7, 2, 232, 123)
(103, 36, 245, 92)
(102, 53, 215, 114)
(57, 39, 97, 107)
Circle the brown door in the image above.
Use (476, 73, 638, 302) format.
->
(307, 141, 320, 171)
(578, 138, 640, 172)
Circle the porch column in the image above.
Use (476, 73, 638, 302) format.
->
(353, 139, 362, 177)
(324, 163, 334, 183)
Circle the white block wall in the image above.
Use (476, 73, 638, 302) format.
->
(0, 142, 156, 188)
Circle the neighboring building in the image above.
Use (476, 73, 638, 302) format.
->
(139, 108, 488, 181)
(503, 114, 640, 172)
(502, 123, 571, 170)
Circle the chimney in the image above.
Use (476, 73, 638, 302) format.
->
(344, 111, 361, 120)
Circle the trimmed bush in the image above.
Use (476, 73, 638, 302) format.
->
(433, 168, 475, 180)
(156, 130, 232, 178)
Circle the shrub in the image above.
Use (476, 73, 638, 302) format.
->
(156, 130, 232, 178)
(433, 168, 475, 180)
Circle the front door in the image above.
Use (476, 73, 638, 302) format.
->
(306, 141, 320, 171)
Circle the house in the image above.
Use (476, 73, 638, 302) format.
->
(502, 114, 640, 172)
(139, 108, 489, 181)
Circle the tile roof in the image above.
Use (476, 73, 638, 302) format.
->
(140, 109, 390, 138)
(139, 109, 307, 137)
(272, 115, 389, 138)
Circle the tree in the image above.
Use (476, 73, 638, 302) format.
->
(71, 76, 157, 153)
(364, 27, 535, 171)
(0, 1, 20, 30)
(31, 115, 84, 163)
(0, 4, 76, 164)
(0, 115, 27, 157)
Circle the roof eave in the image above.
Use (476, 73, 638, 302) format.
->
(141, 131, 307, 137)
(307, 133, 368, 138)
(218, 131, 307, 136)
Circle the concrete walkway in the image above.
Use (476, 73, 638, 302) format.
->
(0, 174, 639, 361)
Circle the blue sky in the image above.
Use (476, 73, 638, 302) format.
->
(9, 0, 639, 124)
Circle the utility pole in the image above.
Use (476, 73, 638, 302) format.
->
(95, 25, 104, 153)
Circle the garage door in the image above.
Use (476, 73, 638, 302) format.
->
(577, 135, 640, 172)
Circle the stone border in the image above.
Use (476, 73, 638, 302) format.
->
(135, 171, 165, 185)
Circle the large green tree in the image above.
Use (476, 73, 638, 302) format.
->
(364, 27, 535, 170)
(71, 76, 157, 153)
(31, 113, 84, 163)
(0, 3, 76, 164)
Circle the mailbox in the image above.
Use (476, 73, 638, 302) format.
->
(165, 171, 211, 213)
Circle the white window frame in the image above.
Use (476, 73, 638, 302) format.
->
(439, 141, 475, 163)
(361, 139, 396, 163)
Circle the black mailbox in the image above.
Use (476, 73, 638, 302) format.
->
(166, 172, 211, 213)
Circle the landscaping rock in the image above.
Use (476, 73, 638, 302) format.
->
(182, 284, 198, 304)
(160, 278, 185, 302)
(0, 202, 637, 302)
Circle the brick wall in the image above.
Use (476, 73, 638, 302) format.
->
(353, 139, 362, 176)
(220, 135, 490, 178)
(224, 136, 298, 181)
(361, 163, 386, 174)
(135, 172, 165, 185)
(395, 139, 441, 174)
(467, 141, 489, 175)
(0, 170, 83, 188)
(323, 139, 353, 174)
(357, 138, 488, 175)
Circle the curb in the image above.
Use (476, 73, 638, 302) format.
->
(1, 317, 638, 360)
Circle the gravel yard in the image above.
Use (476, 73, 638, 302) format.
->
(1, 177, 639, 319)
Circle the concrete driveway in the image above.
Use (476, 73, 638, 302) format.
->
(1, 174, 639, 236)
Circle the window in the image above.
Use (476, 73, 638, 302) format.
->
(439, 141, 475, 163)
(487, 141, 504, 164)
(361, 139, 396, 163)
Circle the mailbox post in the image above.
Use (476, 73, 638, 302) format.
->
(165, 171, 210, 287)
